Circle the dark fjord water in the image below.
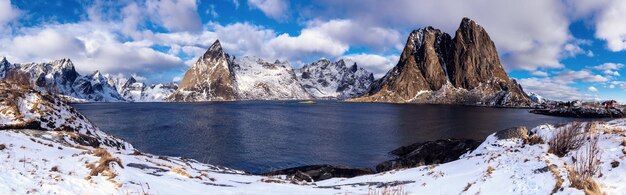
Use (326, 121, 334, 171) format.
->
(73, 101, 596, 173)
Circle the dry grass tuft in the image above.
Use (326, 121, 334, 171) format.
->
(171, 167, 192, 178)
(0, 144, 5, 150)
(568, 136, 602, 194)
(526, 134, 545, 145)
(548, 164, 563, 194)
(87, 148, 123, 179)
(486, 166, 495, 177)
(548, 122, 587, 157)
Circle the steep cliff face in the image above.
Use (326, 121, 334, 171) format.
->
(296, 59, 374, 99)
(168, 40, 238, 102)
(351, 18, 533, 107)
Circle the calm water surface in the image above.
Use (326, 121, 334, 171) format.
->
(73, 101, 598, 173)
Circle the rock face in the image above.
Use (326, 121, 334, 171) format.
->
(376, 139, 480, 172)
(0, 58, 125, 102)
(168, 40, 238, 101)
(350, 18, 533, 107)
(296, 59, 374, 99)
(494, 126, 529, 140)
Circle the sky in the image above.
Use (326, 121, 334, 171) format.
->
(0, 0, 625, 102)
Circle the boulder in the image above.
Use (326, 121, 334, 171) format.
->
(494, 126, 528, 140)
(262, 164, 373, 182)
(376, 139, 480, 172)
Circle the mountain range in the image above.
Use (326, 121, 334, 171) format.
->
(166, 40, 374, 101)
(1, 17, 534, 106)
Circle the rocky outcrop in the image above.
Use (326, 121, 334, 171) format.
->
(494, 126, 529, 140)
(349, 18, 533, 107)
(376, 139, 480, 172)
(296, 59, 374, 99)
(530, 107, 625, 118)
(0, 81, 128, 148)
(263, 164, 373, 182)
(168, 40, 238, 102)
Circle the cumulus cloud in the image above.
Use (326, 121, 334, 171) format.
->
(593, 63, 623, 76)
(341, 54, 398, 78)
(530, 71, 549, 77)
(518, 77, 598, 101)
(247, 0, 288, 20)
(0, 0, 20, 29)
(0, 22, 183, 75)
(553, 70, 609, 84)
(587, 86, 598, 92)
(311, 0, 575, 71)
(146, 0, 202, 32)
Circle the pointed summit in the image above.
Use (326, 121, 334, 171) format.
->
(168, 39, 238, 101)
(1, 57, 8, 65)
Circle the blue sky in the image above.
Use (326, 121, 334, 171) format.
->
(0, 0, 625, 102)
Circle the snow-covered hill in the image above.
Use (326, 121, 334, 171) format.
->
(296, 59, 374, 99)
(1, 80, 625, 194)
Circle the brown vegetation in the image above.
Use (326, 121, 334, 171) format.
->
(568, 136, 602, 194)
(548, 123, 587, 157)
(368, 185, 408, 195)
(87, 148, 123, 178)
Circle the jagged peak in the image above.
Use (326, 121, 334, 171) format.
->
(457, 17, 484, 33)
(127, 76, 137, 83)
(208, 39, 222, 52)
(1, 56, 8, 65)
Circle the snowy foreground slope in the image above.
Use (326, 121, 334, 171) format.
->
(2, 82, 626, 194)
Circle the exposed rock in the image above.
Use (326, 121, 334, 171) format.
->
(0, 81, 128, 149)
(376, 139, 480, 172)
(263, 164, 374, 182)
(530, 107, 625, 118)
(349, 18, 533, 107)
(168, 40, 238, 102)
(494, 126, 528, 140)
(114, 76, 178, 102)
(233, 57, 311, 100)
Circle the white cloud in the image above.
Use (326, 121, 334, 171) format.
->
(313, 0, 572, 71)
(0, 0, 20, 28)
(232, 0, 240, 9)
(594, 1, 626, 51)
(587, 86, 598, 92)
(172, 76, 182, 82)
(593, 62, 623, 77)
(530, 71, 549, 77)
(146, 0, 202, 32)
(341, 54, 399, 78)
(554, 70, 609, 83)
(519, 77, 597, 101)
(206, 4, 218, 18)
(247, 0, 288, 20)
(0, 21, 183, 75)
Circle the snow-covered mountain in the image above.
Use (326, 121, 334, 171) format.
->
(528, 92, 544, 104)
(234, 56, 311, 100)
(168, 40, 379, 101)
(296, 59, 374, 99)
(0, 57, 125, 102)
(114, 76, 178, 102)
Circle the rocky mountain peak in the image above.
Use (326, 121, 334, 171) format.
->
(168, 39, 238, 101)
(350, 17, 532, 106)
(1, 57, 8, 65)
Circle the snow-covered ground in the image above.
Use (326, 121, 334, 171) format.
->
(2, 81, 626, 194)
